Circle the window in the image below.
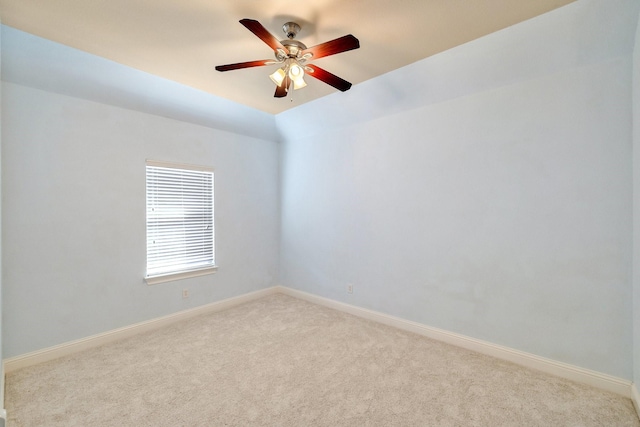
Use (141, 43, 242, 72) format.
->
(145, 160, 216, 284)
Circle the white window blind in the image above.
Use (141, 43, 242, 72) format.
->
(146, 161, 215, 281)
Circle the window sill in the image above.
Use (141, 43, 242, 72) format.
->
(145, 266, 218, 285)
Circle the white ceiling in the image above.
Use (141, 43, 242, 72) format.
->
(0, 0, 575, 114)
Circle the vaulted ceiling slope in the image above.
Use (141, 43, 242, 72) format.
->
(276, 0, 640, 141)
(1, 26, 280, 141)
(0, 0, 574, 114)
(2, 1, 637, 142)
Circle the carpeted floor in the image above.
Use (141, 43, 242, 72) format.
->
(6, 293, 640, 426)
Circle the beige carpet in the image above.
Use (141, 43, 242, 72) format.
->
(6, 293, 640, 426)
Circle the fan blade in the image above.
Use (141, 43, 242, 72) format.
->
(240, 19, 286, 52)
(305, 65, 352, 92)
(274, 76, 290, 98)
(302, 34, 359, 60)
(215, 59, 272, 72)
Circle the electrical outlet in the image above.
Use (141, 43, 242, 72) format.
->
(347, 283, 353, 294)
(182, 289, 189, 299)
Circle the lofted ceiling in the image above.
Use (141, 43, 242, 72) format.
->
(0, 0, 575, 114)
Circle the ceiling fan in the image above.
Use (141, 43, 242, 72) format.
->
(215, 19, 360, 98)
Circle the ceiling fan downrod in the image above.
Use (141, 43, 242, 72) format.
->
(282, 22, 301, 39)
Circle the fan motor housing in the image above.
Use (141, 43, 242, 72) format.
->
(281, 39, 307, 57)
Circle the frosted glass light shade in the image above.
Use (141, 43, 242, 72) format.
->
(292, 76, 307, 90)
(289, 64, 307, 90)
(269, 68, 286, 86)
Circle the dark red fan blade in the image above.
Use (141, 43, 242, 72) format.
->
(305, 64, 352, 92)
(215, 59, 272, 72)
(302, 34, 359, 60)
(240, 19, 286, 52)
(274, 75, 290, 98)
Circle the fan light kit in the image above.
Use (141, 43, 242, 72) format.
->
(216, 19, 360, 98)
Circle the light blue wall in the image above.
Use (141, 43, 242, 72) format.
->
(1, 39, 281, 356)
(632, 3, 640, 390)
(278, 0, 638, 379)
(2, 0, 639, 389)
(0, 16, 4, 408)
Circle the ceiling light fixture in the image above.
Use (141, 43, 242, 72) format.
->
(270, 57, 307, 90)
(267, 22, 311, 94)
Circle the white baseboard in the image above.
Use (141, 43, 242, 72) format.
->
(632, 383, 640, 419)
(1, 359, 4, 406)
(276, 286, 634, 398)
(4, 285, 635, 402)
(4, 287, 279, 373)
(0, 360, 4, 426)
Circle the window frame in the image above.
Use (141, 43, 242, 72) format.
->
(145, 160, 217, 285)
